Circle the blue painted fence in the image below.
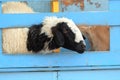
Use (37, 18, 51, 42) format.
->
(0, 0, 120, 80)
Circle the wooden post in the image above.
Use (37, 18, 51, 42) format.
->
(51, 0, 59, 12)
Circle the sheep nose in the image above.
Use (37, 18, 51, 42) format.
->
(76, 41, 86, 53)
(80, 41, 86, 49)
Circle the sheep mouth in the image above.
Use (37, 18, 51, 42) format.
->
(75, 41, 86, 53)
(76, 49, 85, 53)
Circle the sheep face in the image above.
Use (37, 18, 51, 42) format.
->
(52, 22, 86, 53)
(27, 17, 86, 53)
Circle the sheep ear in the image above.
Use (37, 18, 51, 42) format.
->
(52, 27, 64, 46)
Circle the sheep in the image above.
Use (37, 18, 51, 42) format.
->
(78, 25, 109, 51)
(3, 16, 86, 54)
(2, 2, 86, 54)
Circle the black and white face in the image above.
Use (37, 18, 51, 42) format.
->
(43, 17, 86, 53)
(55, 22, 86, 53)
(27, 17, 86, 53)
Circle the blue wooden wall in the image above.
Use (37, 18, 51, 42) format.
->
(0, 0, 120, 80)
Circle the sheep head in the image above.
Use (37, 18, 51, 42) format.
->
(51, 20, 86, 53)
(27, 17, 86, 53)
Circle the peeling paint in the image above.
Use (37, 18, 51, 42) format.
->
(60, 0, 108, 12)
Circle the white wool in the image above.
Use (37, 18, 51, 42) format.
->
(41, 16, 58, 37)
(2, 28, 29, 53)
(42, 16, 84, 43)
(2, 27, 52, 54)
(2, 2, 34, 13)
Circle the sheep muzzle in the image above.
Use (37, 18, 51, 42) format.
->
(75, 41, 86, 53)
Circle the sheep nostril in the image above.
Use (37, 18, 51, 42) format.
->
(81, 44, 86, 49)
(79, 41, 86, 49)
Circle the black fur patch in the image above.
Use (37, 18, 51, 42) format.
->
(27, 24, 49, 52)
(27, 24, 63, 53)
(57, 22, 86, 53)
(59, 23, 76, 51)
(49, 26, 64, 50)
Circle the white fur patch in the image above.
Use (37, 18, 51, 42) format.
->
(2, 28, 29, 53)
(2, 2, 34, 13)
(41, 16, 58, 37)
(41, 16, 84, 43)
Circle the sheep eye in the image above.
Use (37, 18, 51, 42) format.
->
(63, 29, 69, 33)
(66, 28, 69, 31)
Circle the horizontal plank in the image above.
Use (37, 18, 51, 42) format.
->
(0, 65, 120, 72)
(1, 51, 120, 68)
(0, 12, 120, 28)
(58, 70, 120, 80)
(0, 72, 57, 80)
